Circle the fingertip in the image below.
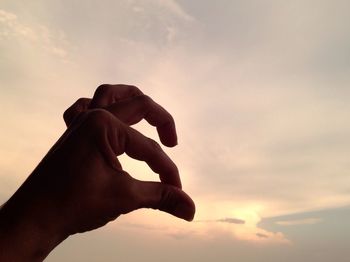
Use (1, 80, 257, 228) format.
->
(175, 196, 196, 221)
(157, 124, 178, 147)
(162, 139, 177, 148)
(135, 180, 195, 221)
(164, 186, 195, 221)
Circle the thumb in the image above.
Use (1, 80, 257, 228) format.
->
(133, 180, 195, 221)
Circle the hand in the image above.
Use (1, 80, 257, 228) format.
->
(0, 84, 195, 261)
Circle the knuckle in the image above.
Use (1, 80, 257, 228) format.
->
(63, 107, 72, 123)
(95, 84, 143, 100)
(63, 98, 91, 124)
(136, 94, 152, 105)
(76, 97, 90, 105)
(148, 138, 163, 161)
(84, 108, 112, 129)
(126, 84, 143, 95)
(148, 138, 162, 153)
(159, 185, 178, 212)
(95, 84, 111, 95)
(167, 113, 175, 125)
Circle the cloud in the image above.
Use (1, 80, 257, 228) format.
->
(0, 9, 36, 40)
(217, 218, 245, 224)
(154, 0, 194, 22)
(0, 9, 17, 21)
(114, 209, 289, 245)
(184, 203, 289, 244)
(119, 222, 167, 231)
(0, 8, 69, 60)
(128, 0, 193, 21)
(256, 233, 269, 239)
(276, 218, 322, 226)
(127, 0, 195, 45)
(196, 217, 245, 225)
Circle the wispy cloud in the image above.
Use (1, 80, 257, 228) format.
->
(256, 233, 269, 239)
(196, 217, 245, 225)
(163, 205, 289, 244)
(276, 218, 322, 226)
(0, 9, 69, 60)
(154, 0, 194, 22)
(217, 218, 245, 224)
(129, 0, 194, 21)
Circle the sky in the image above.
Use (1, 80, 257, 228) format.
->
(1, 0, 350, 261)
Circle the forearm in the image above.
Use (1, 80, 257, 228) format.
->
(0, 188, 68, 261)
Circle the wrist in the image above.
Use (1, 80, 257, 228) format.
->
(0, 189, 69, 261)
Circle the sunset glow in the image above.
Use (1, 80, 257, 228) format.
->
(1, 1, 350, 261)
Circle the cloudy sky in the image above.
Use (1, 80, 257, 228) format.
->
(1, 0, 350, 261)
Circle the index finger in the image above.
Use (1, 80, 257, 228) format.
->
(106, 115, 182, 188)
(107, 95, 177, 147)
(89, 84, 143, 108)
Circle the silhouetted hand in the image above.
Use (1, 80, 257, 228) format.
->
(0, 84, 195, 261)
